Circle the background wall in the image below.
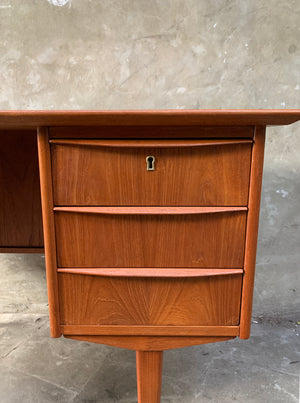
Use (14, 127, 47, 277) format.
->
(0, 0, 300, 403)
(0, 1, 299, 401)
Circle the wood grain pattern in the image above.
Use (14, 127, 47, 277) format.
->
(37, 127, 61, 338)
(49, 125, 254, 138)
(57, 267, 244, 278)
(240, 126, 266, 339)
(61, 324, 240, 336)
(64, 335, 235, 351)
(55, 210, 247, 268)
(51, 141, 252, 206)
(0, 109, 299, 129)
(0, 130, 43, 248)
(58, 273, 242, 326)
(1, 111, 299, 403)
(136, 351, 163, 403)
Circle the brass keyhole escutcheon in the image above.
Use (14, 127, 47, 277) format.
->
(146, 155, 155, 171)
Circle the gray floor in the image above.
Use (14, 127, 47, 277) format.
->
(0, 253, 299, 403)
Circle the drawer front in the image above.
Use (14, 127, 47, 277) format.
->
(58, 273, 243, 326)
(55, 210, 246, 268)
(51, 140, 252, 206)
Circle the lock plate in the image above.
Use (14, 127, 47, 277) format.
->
(146, 156, 155, 171)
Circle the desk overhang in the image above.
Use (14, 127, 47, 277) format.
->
(0, 109, 300, 129)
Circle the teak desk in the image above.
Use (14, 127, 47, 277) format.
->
(1, 110, 300, 402)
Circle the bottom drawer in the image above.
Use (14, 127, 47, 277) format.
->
(58, 273, 242, 326)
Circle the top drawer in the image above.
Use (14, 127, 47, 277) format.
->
(50, 139, 252, 206)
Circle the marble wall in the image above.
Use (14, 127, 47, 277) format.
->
(0, 0, 299, 316)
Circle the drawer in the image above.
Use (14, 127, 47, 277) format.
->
(58, 272, 243, 326)
(50, 139, 252, 206)
(54, 208, 247, 268)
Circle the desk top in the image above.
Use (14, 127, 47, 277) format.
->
(0, 109, 300, 129)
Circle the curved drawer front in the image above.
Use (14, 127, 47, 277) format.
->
(58, 272, 243, 326)
(54, 209, 247, 268)
(51, 140, 252, 206)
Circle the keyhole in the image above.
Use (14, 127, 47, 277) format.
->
(146, 156, 155, 171)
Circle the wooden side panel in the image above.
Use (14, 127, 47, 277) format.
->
(58, 273, 243, 326)
(37, 128, 61, 337)
(51, 142, 252, 206)
(0, 130, 43, 248)
(240, 126, 266, 339)
(55, 211, 247, 268)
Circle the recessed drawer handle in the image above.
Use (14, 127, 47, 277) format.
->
(54, 206, 248, 215)
(50, 139, 253, 148)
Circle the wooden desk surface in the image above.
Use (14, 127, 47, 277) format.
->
(0, 109, 300, 128)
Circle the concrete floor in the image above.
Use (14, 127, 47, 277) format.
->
(0, 254, 299, 402)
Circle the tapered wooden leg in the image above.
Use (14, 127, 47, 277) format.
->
(136, 351, 163, 403)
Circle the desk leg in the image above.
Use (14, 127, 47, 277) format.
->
(136, 351, 163, 403)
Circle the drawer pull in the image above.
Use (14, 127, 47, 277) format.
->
(50, 139, 253, 148)
(146, 155, 155, 171)
(54, 206, 247, 215)
(57, 268, 244, 278)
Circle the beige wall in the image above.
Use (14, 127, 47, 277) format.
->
(0, 0, 299, 315)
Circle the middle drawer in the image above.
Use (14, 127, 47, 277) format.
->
(54, 208, 247, 268)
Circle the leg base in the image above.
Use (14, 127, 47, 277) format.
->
(136, 351, 163, 403)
